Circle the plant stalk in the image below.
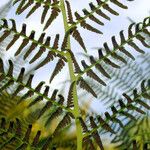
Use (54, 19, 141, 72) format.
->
(60, 0, 83, 149)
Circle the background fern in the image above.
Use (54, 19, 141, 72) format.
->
(0, 0, 150, 150)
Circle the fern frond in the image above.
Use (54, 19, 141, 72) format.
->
(49, 58, 66, 83)
(53, 112, 73, 136)
(80, 79, 150, 149)
(0, 19, 65, 58)
(67, 50, 82, 73)
(0, 117, 51, 149)
(81, 60, 106, 86)
(13, 0, 60, 29)
(112, 116, 150, 149)
(35, 51, 56, 70)
(66, 82, 75, 108)
(28, 86, 50, 108)
(89, 116, 104, 150)
(43, 6, 61, 30)
(0, 58, 71, 113)
(68, 0, 128, 35)
(37, 89, 58, 119)
(79, 117, 96, 150)
(44, 95, 64, 127)
(77, 77, 97, 98)
(71, 27, 87, 52)
(77, 17, 150, 84)
(86, 57, 145, 107)
(75, 12, 103, 35)
(65, 0, 86, 52)
(29, 36, 51, 64)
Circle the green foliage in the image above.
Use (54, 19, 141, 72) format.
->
(0, 0, 150, 149)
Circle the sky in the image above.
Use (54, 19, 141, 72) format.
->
(0, 0, 150, 113)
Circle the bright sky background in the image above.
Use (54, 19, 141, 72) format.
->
(0, 0, 150, 113)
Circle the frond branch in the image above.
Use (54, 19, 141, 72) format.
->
(77, 17, 150, 80)
(13, 0, 59, 9)
(0, 66, 72, 114)
(83, 80, 150, 138)
(68, 0, 127, 31)
(0, 19, 65, 57)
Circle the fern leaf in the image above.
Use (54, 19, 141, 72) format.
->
(82, 9, 104, 26)
(38, 89, 58, 119)
(6, 35, 19, 50)
(18, 0, 34, 15)
(23, 124, 32, 142)
(141, 80, 150, 99)
(61, 30, 72, 50)
(26, 2, 41, 18)
(104, 42, 127, 64)
(15, 118, 22, 136)
(43, 7, 60, 30)
(77, 17, 150, 80)
(110, 0, 128, 9)
(90, 56, 111, 79)
(19, 90, 34, 103)
(78, 77, 97, 98)
(0, 80, 14, 92)
(98, 49, 120, 69)
(35, 81, 45, 92)
(15, 31, 35, 56)
(0, 30, 11, 43)
(71, 28, 87, 52)
(136, 34, 150, 48)
(49, 59, 65, 83)
(97, 115, 115, 134)
(75, 12, 102, 34)
(0, 58, 5, 73)
(24, 32, 45, 60)
(12, 85, 24, 97)
(52, 34, 60, 49)
(65, 0, 74, 24)
(41, 137, 52, 150)
(13, 0, 59, 24)
(128, 41, 145, 54)
(35, 51, 56, 70)
(79, 117, 95, 150)
(32, 130, 41, 147)
(102, 4, 119, 16)
(29, 36, 51, 64)
(89, 3, 110, 20)
(28, 96, 42, 108)
(26, 74, 34, 87)
(53, 112, 72, 135)
(45, 95, 64, 127)
(90, 116, 104, 150)
(67, 82, 75, 108)
(71, 0, 128, 35)
(81, 60, 106, 86)
(15, 0, 25, 14)
(68, 50, 82, 73)
(41, 5, 49, 24)
(0, 19, 63, 59)
(133, 89, 150, 109)
(18, 81, 44, 103)
(7, 60, 14, 77)
(0, 59, 69, 113)
(0, 118, 50, 149)
(123, 93, 146, 114)
(105, 112, 123, 129)
(112, 36, 135, 60)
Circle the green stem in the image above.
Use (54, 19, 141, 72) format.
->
(60, 0, 83, 149)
